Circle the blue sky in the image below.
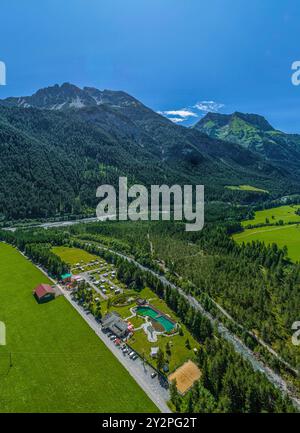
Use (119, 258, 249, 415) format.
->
(0, 0, 299, 132)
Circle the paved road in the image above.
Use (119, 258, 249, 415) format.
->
(81, 268, 125, 300)
(81, 272, 108, 300)
(61, 287, 171, 413)
(3, 217, 100, 232)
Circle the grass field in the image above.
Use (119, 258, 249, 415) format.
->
(242, 205, 300, 227)
(51, 246, 99, 266)
(225, 184, 269, 194)
(0, 243, 158, 413)
(233, 224, 300, 262)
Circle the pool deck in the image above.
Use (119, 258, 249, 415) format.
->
(136, 303, 177, 332)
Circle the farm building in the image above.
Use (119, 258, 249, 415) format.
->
(33, 284, 56, 303)
(72, 275, 84, 283)
(60, 273, 72, 283)
(136, 298, 147, 306)
(101, 312, 128, 338)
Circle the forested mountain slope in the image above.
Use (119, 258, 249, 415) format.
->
(195, 112, 300, 175)
(0, 84, 298, 220)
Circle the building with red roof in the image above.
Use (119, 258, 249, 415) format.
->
(33, 284, 56, 303)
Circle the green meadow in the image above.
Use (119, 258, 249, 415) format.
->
(225, 185, 269, 194)
(233, 224, 300, 262)
(0, 243, 158, 413)
(51, 246, 99, 265)
(242, 205, 300, 227)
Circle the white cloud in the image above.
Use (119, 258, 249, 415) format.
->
(158, 109, 198, 118)
(158, 100, 225, 124)
(193, 101, 225, 113)
(167, 117, 186, 123)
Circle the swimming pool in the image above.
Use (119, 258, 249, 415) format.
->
(136, 306, 175, 332)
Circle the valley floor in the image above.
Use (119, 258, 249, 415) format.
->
(234, 224, 300, 262)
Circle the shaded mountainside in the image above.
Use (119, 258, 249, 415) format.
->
(194, 112, 300, 174)
(0, 84, 298, 220)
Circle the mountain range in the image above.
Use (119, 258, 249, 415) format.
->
(195, 112, 300, 174)
(0, 83, 298, 220)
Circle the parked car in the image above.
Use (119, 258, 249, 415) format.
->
(132, 355, 138, 360)
(151, 372, 157, 379)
